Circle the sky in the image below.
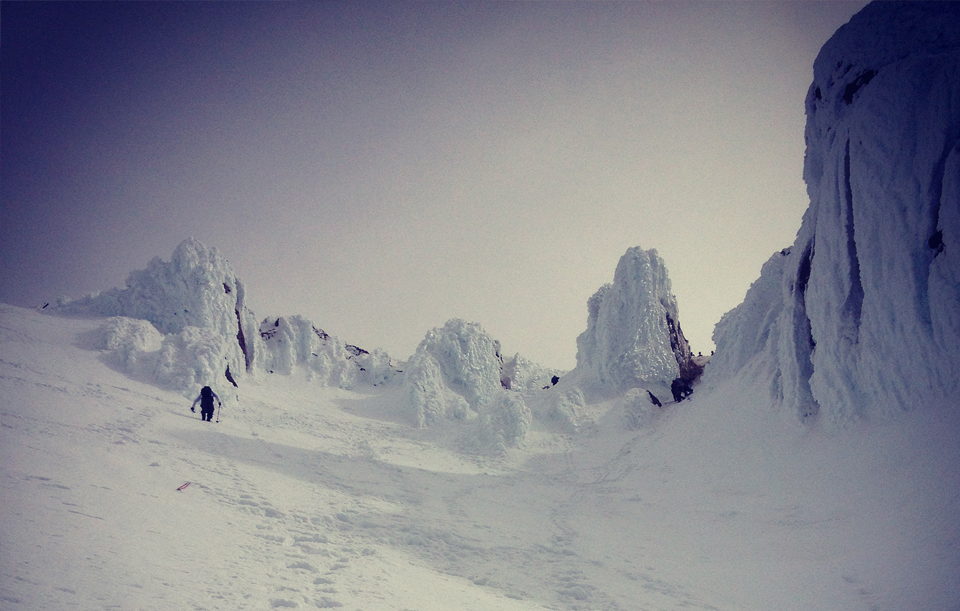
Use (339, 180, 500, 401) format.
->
(0, 1, 868, 370)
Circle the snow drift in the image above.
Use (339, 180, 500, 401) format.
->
(711, 1, 960, 428)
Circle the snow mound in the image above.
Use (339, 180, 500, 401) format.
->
(541, 386, 592, 434)
(710, 1, 960, 427)
(574, 246, 699, 399)
(401, 319, 550, 451)
(87, 316, 164, 370)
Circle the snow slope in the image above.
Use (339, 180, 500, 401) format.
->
(3, 303, 959, 611)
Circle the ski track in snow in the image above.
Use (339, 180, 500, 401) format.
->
(3, 304, 959, 611)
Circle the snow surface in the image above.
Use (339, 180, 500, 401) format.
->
(710, 1, 960, 428)
(5, 3, 960, 609)
(4, 302, 960, 610)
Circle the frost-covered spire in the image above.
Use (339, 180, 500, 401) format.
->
(575, 246, 697, 394)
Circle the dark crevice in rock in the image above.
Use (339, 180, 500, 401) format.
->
(842, 69, 877, 104)
(793, 240, 820, 422)
(225, 365, 238, 388)
(842, 140, 864, 339)
(236, 307, 250, 371)
(929, 230, 944, 256)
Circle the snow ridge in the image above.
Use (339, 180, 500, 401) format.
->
(710, 1, 960, 427)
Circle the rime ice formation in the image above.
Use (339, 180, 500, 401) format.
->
(400, 319, 562, 450)
(574, 246, 698, 398)
(254, 315, 395, 388)
(711, 2, 960, 426)
(404, 319, 505, 424)
(49, 238, 395, 396)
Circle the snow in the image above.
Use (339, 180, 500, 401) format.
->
(574, 246, 697, 401)
(47, 238, 400, 399)
(4, 3, 960, 609)
(4, 302, 959, 610)
(710, 1, 960, 427)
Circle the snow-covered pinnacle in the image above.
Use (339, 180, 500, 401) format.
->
(711, 1, 960, 426)
(47, 238, 397, 396)
(50, 238, 255, 380)
(575, 246, 698, 394)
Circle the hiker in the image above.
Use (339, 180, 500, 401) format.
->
(191, 386, 221, 422)
(671, 378, 693, 403)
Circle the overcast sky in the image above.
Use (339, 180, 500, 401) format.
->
(1, 1, 867, 370)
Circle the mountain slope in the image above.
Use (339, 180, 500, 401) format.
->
(3, 303, 958, 611)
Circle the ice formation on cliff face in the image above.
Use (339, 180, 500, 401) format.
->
(574, 246, 698, 399)
(49, 239, 395, 396)
(710, 2, 960, 427)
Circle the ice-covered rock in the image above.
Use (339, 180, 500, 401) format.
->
(49, 238, 255, 379)
(709, 250, 789, 377)
(50, 238, 398, 395)
(403, 319, 504, 421)
(401, 319, 542, 449)
(574, 246, 699, 397)
(711, 2, 960, 426)
(255, 315, 395, 388)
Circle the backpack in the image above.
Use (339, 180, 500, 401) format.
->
(200, 386, 214, 410)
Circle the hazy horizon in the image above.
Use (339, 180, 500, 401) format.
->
(1, 1, 868, 368)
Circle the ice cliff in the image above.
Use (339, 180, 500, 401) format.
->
(710, 1, 960, 427)
(50, 238, 395, 397)
(573, 246, 699, 400)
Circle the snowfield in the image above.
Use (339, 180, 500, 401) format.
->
(5, 3, 960, 609)
(3, 303, 958, 611)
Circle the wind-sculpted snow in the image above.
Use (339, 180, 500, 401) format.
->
(574, 246, 698, 399)
(254, 315, 395, 389)
(711, 1, 960, 427)
(49, 238, 398, 397)
(401, 319, 536, 449)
